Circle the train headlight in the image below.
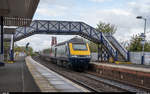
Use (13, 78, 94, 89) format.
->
(86, 55, 91, 58)
(71, 55, 78, 58)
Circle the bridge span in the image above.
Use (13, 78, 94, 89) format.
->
(14, 20, 129, 62)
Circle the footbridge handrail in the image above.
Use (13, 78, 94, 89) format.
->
(101, 33, 117, 59)
(106, 35, 128, 60)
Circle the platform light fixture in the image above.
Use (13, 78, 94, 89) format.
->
(136, 16, 147, 65)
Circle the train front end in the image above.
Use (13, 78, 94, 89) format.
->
(69, 42, 91, 71)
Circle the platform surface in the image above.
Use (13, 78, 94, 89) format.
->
(0, 57, 40, 92)
(91, 62, 150, 73)
(25, 56, 89, 92)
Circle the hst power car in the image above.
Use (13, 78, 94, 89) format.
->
(50, 37, 91, 71)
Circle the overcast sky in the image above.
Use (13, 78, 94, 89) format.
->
(16, 0, 150, 51)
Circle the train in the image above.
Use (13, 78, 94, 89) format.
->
(48, 37, 91, 71)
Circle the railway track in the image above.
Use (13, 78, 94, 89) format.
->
(33, 56, 148, 93)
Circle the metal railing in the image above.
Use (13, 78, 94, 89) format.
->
(106, 35, 128, 60)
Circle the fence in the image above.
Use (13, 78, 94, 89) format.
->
(91, 52, 150, 65)
(91, 53, 98, 61)
(130, 52, 150, 65)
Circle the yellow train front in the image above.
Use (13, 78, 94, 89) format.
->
(51, 37, 91, 71)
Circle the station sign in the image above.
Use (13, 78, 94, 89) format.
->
(140, 33, 146, 39)
(141, 40, 145, 45)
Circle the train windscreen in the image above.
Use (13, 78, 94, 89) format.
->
(72, 43, 87, 50)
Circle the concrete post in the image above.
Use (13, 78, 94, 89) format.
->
(0, 16, 4, 61)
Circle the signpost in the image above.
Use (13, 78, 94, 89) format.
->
(26, 42, 30, 55)
(140, 33, 146, 65)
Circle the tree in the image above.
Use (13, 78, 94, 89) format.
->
(27, 46, 34, 55)
(127, 34, 150, 52)
(89, 21, 117, 52)
(14, 45, 34, 56)
(88, 41, 98, 52)
(14, 46, 23, 52)
(96, 21, 117, 35)
(43, 48, 51, 54)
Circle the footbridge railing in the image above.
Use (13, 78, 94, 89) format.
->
(14, 20, 118, 60)
(106, 35, 128, 61)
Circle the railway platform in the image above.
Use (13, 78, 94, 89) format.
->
(90, 62, 150, 91)
(25, 56, 89, 92)
(0, 57, 40, 92)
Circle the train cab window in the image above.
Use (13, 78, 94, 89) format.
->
(72, 43, 87, 50)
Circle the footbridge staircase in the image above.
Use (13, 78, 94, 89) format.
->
(14, 20, 129, 62)
(105, 34, 129, 61)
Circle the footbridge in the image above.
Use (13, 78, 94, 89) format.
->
(14, 20, 129, 62)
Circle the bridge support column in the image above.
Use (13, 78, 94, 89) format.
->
(9, 35, 14, 61)
(115, 51, 118, 61)
(99, 44, 110, 62)
(127, 51, 130, 61)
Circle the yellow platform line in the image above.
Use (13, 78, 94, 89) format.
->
(115, 61, 132, 64)
(6, 61, 14, 64)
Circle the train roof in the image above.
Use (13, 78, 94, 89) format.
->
(55, 37, 86, 46)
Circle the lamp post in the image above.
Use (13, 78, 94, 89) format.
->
(136, 16, 147, 65)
